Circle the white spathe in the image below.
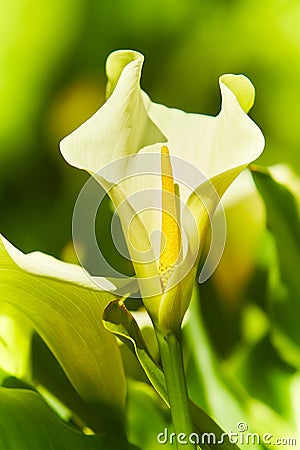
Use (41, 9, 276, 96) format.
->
(60, 50, 265, 332)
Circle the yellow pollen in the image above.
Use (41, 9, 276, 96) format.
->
(159, 145, 181, 284)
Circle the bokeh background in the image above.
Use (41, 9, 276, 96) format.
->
(1, 0, 300, 365)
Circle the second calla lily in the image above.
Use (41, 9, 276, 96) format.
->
(60, 49, 265, 333)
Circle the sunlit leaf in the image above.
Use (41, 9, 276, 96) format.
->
(0, 305, 32, 378)
(0, 235, 126, 432)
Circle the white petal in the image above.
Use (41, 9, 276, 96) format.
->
(142, 74, 264, 179)
(60, 50, 165, 177)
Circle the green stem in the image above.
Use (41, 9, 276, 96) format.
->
(156, 328, 197, 450)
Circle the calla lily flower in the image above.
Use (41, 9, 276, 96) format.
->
(60, 50, 264, 333)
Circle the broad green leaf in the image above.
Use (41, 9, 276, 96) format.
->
(31, 332, 123, 433)
(0, 235, 126, 431)
(103, 300, 241, 450)
(251, 167, 300, 368)
(0, 387, 106, 450)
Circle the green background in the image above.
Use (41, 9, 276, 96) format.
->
(1, 0, 299, 255)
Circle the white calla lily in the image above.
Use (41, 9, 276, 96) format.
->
(60, 49, 264, 333)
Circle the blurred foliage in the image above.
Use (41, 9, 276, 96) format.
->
(0, 1, 300, 448)
(0, 387, 107, 450)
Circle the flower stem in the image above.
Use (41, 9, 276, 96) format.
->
(156, 328, 197, 449)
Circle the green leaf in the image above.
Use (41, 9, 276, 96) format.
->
(0, 387, 106, 450)
(0, 235, 126, 431)
(103, 300, 241, 450)
(31, 332, 121, 433)
(251, 167, 300, 367)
